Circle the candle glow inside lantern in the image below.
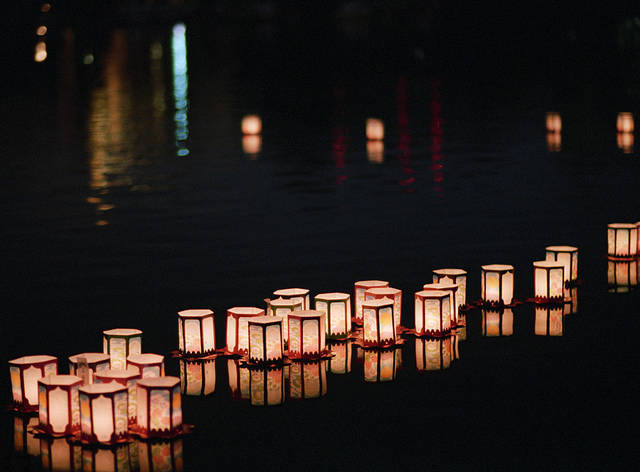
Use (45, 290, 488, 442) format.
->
(248, 316, 285, 364)
(314, 292, 351, 338)
(226, 307, 265, 355)
(227, 359, 250, 401)
(365, 287, 402, 331)
(127, 354, 165, 378)
(433, 268, 467, 310)
(366, 118, 384, 141)
(39, 437, 82, 471)
(273, 287, 310, 309)
(546, 112, 562, 132)
(179, 359, 216, 396)
(607, 223, 638, 259)
(617, 112, 634, 133)
(287, 310, 328, 359)
(328, 341, 352, 374)
(135, 377, 182, 438)
(362, 298, 396, 347)
(534, 306, 563, 336)
(79, 383, 128, 444)
(138, 439, 184, 472)
(37, 375, 82, 436)
(267, 298, 302, 343)
(415, 337, 452, 372)
(545, 245, 578, 282)
(9, 355, 57, 412)
(608, 259, 638, 293)
(533, 260, 565, 304)
(414, 290, 451, 337)
(177, 309, 215, 356)
(481, 264, 514, 305)
(68, 353, 110, 383)
(249, 367, 285, 407)
(422, 282, 459, 326)
(94, 368, 141, 424)
(103, 329, 142, 370)
(241, 114, 262, 135)
(289, 361, 327, 400)
(354, 280, 389, 322)
(482, 309, 514, 337)
(363, 349, 397, 382)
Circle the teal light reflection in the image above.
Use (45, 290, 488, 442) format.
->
(172, 23, 189, 157)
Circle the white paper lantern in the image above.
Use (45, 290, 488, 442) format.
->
(79, 383, 129, 444)
(177, 309, 215, 356)
(287, 310, 327, 359)
(432, 268, 467, 310)
(267, 297, 302, 343)
(533, 260, 565, 304)
(127, 354, 165, 378)
(414, 290, 451, 337)
(226, 307, 265, 355)
(9, 355, 57, 412)
(241, 114, 262, 135)
(422, 282, 459, 326)
(273, 287, 310, 309)
(68, 353, 110, 384)
(608, 223, 638, 259)
(135, 376, 182, 438)
(364, 287, 402, 331)
(94, 368, 141, 424)
(362, 298, 396, 347)
(366, 118, 384, 141)
(37, 375, 82, 436)
(481, 264, 514, 305)
(354, 280, 389, 322)
(103, 329, 142, 370)
(314, 292, 351, 338)
(545, 245, 578, 282)
(248, 316, 285, 364)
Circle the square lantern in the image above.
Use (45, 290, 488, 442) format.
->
(314, 292, 351, 338)
(481, 264, 514, 305)
(608, 259, 638, 293)
(227, 359, 250, 401)
(354, 280, 389, 322)
(608, 223, 638, 259)
(545, 245, 578, 282)
(273, 287, 310, 309)
(248, 316, 285, 364)
(127, 354, 165, 378)
(482, 309, 514, 337)
(534, 306, 563, 336)
(422, 282, 459, 326)
(103, 329, 142, 370)
(79, 383, 129, 444)
(37, 375, 82, 437)
(415, 337, 452, 372)
(9, 355, 57, 412)
(533, 260, 565, 304)
(68, 353, 110, 384)
(13, 416, 39, 456)
(433, 268, 467, 310)
(94, 368, 141, 424)
(363, 349, 397, 382)
(267, 298, 302, 343)
(288, 310, 327, 359)
(135, 377, 182, 438)
(138, 439, 184, 472)
(179, 359, 216, 396)
(362, 298, 396, 347)
(249, 367, 285, 407)
(364, 287, 402, 331)
(414, 290, 451, 337)
(289, 360, 327, 400)
(328, 341, 352, 374)
(226, 307, 265, 355)
(366, 118, 384, 141)
(39, 437, 82, 472)
(177, 309, 215, 356)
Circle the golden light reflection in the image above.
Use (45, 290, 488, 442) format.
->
(607, 259, 638, 293)
(482, 309, 514, 337)
(179, 359, 216, 396)
(534, 306, 563, 336)
(363, 348, 398, 382)
(13, 416, 39, 456)
(250, 367, 285, 406)
(289, 361, 328, 399)
(34, 41, 47, 62)
(82, 443, 139, 472)
(563, 287, 578, 315)
(617, 112, 634, 133)
(415, 337, 452, 372)
(37, 25, 47, 36)
(366, 140, 384, 163)
(328, 341, 352, 374)
(227, 359, 250, 401)
(138, 438, 183, 472)
(617, 132, 634, 154)
(546, 131, 561, 152)
(242, 135, 262, 158)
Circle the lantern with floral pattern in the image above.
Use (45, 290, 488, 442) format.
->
(481, 264, 514, 305)
(273, 288, 310, 309)
(248, 316, 285, 364)
(9, 355, 57, 412)
(127, 354, 165, 378)
(103, 329, 142, 370)
(226, 307, 265, 355)
(135, 377, 182, 438)
(68, 353, 110, 383)
(414, 290, 451, 337)
(314, 292, 351, 338)
(433, 268, 467, 310)
(267, 298, 302, 343)
(545, 245, 578, 282)
(94, 368, 141, 424)
(533, 260, 565, 304)
(422, 282, 459, 326)
(37, 375, 82, 436)
(365, 287, 402, 330)
(177, 309, 215, 357)
(362, 298, 396, 347)
(354, 280, 389, 322)
(288, 310, 327, 359)
(79, 383, 128, 444)
(608, 223, 638, 259)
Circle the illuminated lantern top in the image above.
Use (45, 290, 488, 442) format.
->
(354, 280, 389, 321)
(226, 307, 265, 355)
(79, 383, 129, 444)
(366, 118, 384, 141)
(481, 264, 514, 305)
(241, 114, 262, 135)
(422, 282, 459, 325)
(177, 309, 215, 356)
(37, 374, 82, 436)
(362, 298, 396, 347)
(432, 268, 467, 309)
(545, 112, 562, 132)
(533, 260, 565, 304)
(94, 368, 141, 422)
(414, 290, 451, 337)
(273, 288, 310, 309)
(288, 310, 327, 359)
(607, 223, 638, 259)
(136, 376, 182, 438)
(617, 112, 634, 133)
(126, 354, 165, 378)
(365, 287, 402, 330)
(545, 245, 578, 282)
(103, 329, 142, 370)
(267, 297, 302, 343)
(68, 353, 110, 381)
(314, 292, 351, 337)
(248, 316, 285, 364)
(9, 355, 57, 411)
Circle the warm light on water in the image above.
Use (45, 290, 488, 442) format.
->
(172, 23, 189, 157)
(34, 42, 47, 62)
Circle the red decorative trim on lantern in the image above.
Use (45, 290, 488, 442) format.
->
(285, 349, 334, 361)
(32, 423, 80, 438)
(408, 327, 451, 338)
(532, 295, 565, 306)
(77, 430, 131, 445)
(129, 423, 193, 439)
(353, 337, 405, 349)
(170, 348, 224, 360)
(7, 402, 39, 413)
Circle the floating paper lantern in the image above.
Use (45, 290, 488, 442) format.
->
(179, 359, 216, 396)
(365, 287, 402, 330)
(249, 367, 285, 406)
(607, 259, 638, 293)
(68, 353, 110, 383)
(40, 437, 81, 471)
(289, 360, 327, 400)
(545, 245, 578, 282)
(366, 118, 384, 141)
(94, 368, 141, 423)
(127, 354, 165, 378)
(328, 341, 352, 374)
(354, 280, 389, 322)
(363, 349, 398, 382)
(414, 290, 451, 337)
(482, 308, 514, 337)
(534, 306, 563, 336)
(362, 298, 396, 347)
(79, 383, 128, 444)
(415, 337, 452, 372)
(433, 268, 467, 310)
(273, 287, 310, 309)
(81, 444, 137, 472)
(546, 112, 562, 132)
(138, 438, 184, 472)
(267, 297, 302, 343)
(103, 329, 142, 370)
(227, 359, 250, 401)
(607, 223, 638, 259)
(135, 377, 182, 438)
(241, 114, 262, 135)
(13, 416, 39, 456)
(177, 309, 215, 357)
(37, 374, 82, 436)
(533, 260, 565, 304)
(367, 140, 384, 163)
(422, 282, 459, 326)
(481, 264, 514, 305)
(617, 112, 634, 133)
(9, 355, 57, 412)
(314, 292, 351, 338)
(226, 307, 265, 355)
(248, 316, 285, 364)
(288, 310, 327, 359)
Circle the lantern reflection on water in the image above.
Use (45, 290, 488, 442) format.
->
(617, 131, 634, 154)
(227, 359, 250, 401)
(433, 268, 467, 311)
(328, 341, 352, 374)
(365, 287, 402, 331)
(546, 112, 562, 132)
(39, 437, 81, 471)
(135, 377, 182, 439)
(366, 118, 384, 141)
(546, 130, 562, 152)
(9, 355, 57, 412)
(314, 292, 351, 338)
(267, 297, 302, 343)
(607, 259, 638, 293)
(248, 316, 285, 364)
(249, 366, 285, 406)
(81, 443, 138, 472)
(363, 348, 398, 382)
(179, 359, 216, 396)
(481, 264, 514, 305)
(415, 337, 452, 372)
(242, 135, 261, 157)
(226, 307, 265, 355)
(138, 438, 184, 472)
(422, 282, 458, 326)
(362, 298, 396, 347)
(177, 309, 215, 357)
(534, 306, 563, 336)
(482, 309, 514, 337)
(414, 290, 451, 337)
(13, 416, 39, 456)
(79, 383, 128, 444)
(607, 223, 638, 259)
(127, 354, 165, 378)
(354, 280, 389, 322)
(95, 368, 141, 424)
(367, 140, 384, 163)
(533, 260, 565, 304)
(289, 360, 328, 400)
(545, 245, 578, 282)
(273, 287, 310, 310)
(288, 310, 327, 359)
(103, 329, 143, 370)
(564, 287, 579, 315)
(37, 375, 82, 437)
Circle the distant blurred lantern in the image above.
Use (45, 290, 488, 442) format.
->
(545, 112, 562, 133)
(533, 260, 565, 304)
(287, 310, 327, 359)
(366, 118, 384, 141)
(81, 444, 136, 472)
(546, 130, 562, 152)
(422, 282, 459, 326)
(135, 377, 182, 438)
(354, 280, 389, 322)
(362, 298, 396, 347)
(103, 329, 142, 370)
(249, 367, 285, 406)
(273, 287, 310, 309)
(314, 292, 351, 338)
(37, 375, 82, 436)
(39, 437, 81, 472)
(415, 337, 452, 372)
(482, 309, 514, 337)
(608, 223, 638, 259)
(414, 290, 451, 337)
(248, 316, 285, 364)
(433, 268, 467, 310)
(481, 264, 514, 305)
(241, 114, 262, 135)
(564, 287, 578, 315)
(226, 307, 265, 355)
(138, 438, 184, 472)
(177, 309, 215, 357)
(267, 297, 302, 343)
(242, 135, 262, 157)
(534, 306, 563, 336)
(227, 359, 250, 401)
(367, 140, 384, 163)
(127, 354, 165, 378)
(289, 361, 327, 399)
(607, 259, 638, 293)
(617, 131, 634, 154)
(68, 353, 110, 383)
(617, 112, 634, 133)
(94, 368, 141, 424)
(13, 416, 39, 456)
(9, 355, 57, 412)
(328, 341, 352, 374)
(179, 359, 216, 396)
(363, 349, 398, 382)
(545, 245, 578, 282)
(365, 287, 402, 330)
(79, 383, 128, 444)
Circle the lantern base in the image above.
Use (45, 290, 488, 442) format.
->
(286, 349, 334, 361)
(218, 347, 248, 358)
(242, 357, 292, 367)
(473, 299, 522, 309)
(406, 328, 452, 338)
(170, 348, 224, 360)
(327, 331, 358, 341)
(129, 424, 193, 439)
(353, 338, 405, 349)
(529, 296, 565, 306)
(607, 254, 637, 261)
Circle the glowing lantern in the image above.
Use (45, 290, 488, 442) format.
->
(363, 349, 398, 382)
(414, 290, 451, 337)
(482, 309, 514, 337)
(227, 359, 250, 401)
(267, 297, 302, 343)
(249, 367, 285, 406)
(546, 112, 562, 132)
(9, 355, 57, 412)
(179, 359, 216, 396)
(138, 438, 184, 472)
(39, 437, 81, 471)
(314, 292, 351, 338)
(362, 298, 396, 347)
(415, 337, 452, 371)
(328, 341, 352, 374)
(367, 140, 384, 163)
(94, 368, 141, 424)
(545, 245, 578, 282)
(481, 264, 514, 305)
(79, 383, 128, 444)
(608, 259, 638, 293)
(617, 131, 634, 154)
(135, 377, 182, 438)
(433, 268, 467, 310)
(617, 112, 634, 133)
(533, 260, 565, 304)
(68, 353, 110, 383)
(366, 118, 384, 141)
(287, 310, 328, 359)
(242, 135, 261, 157)
(273, 287, 310, 309)
(103, 329, 142, 370)
(289, 361, 327, 399)
(365, 287, 402, 330)
(81, 444, 137, 472)
(422, 282, 459, 326)
(177, 309, 215, 357)
(354, 280, 389, 322)
(241, 114, 262, 135)
(225, 307, 265, 355)
(248, 316, 285, 364)
(13, 416, 39, 456)
(126, 354, 165, 379)
(36, 375, 82, 437)
(608, 223, 638, 259)
(534, 306, 563, 336)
